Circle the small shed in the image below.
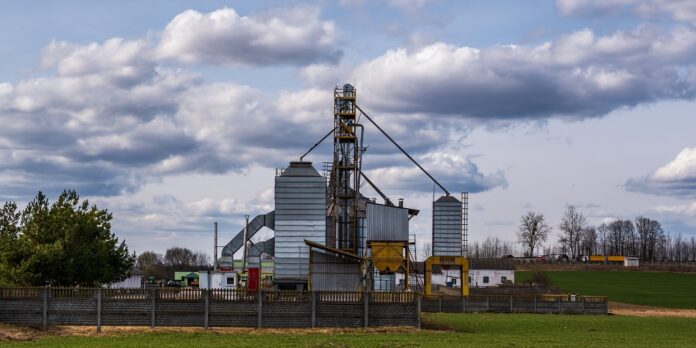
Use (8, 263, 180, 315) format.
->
(106, 268, 144, 288)
(624, 257, 639, 267)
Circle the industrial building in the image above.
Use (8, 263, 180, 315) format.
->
(215, 84, 471, 294)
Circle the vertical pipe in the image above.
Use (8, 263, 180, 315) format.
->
(214, 222, 218, 271)
(42, 287, 48, 331)
(242, 215, 249, 279)
(96, 288, 102, 333)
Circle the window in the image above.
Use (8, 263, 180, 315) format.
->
(483, 276, 489, 284)
(468, 277, 472, 284)
(226, 277, 234, 285)
(501, 276, 507, 282)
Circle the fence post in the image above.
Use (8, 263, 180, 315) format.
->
(438, 295, 442, 312)
(581, 296, 585, 313)
(486, 296, 490, 312)
(96, 288, 102, 333)
(311, 292, 316, 328)
(150, 288, 156, 329)
(204, 289, 209, 329)
(462, 296, 466, 313)
(42, 287, 48, 331)
(533, 296, 537, 313)
(416, 294, 422, 329)
(509, 295, 513, 313)
(257, 289, 263, 329)
(363, 290, 369, 328)
(557, 296, 561, 313)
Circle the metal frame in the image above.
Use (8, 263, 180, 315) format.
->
(424, 256, 469, 296)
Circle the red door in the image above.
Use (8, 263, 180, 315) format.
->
(248, 268, 260, 290)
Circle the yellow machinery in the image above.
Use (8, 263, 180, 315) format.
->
(369, 241, 410, 290)
(424, 256, 469, 296)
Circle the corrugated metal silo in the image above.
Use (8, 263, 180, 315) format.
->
(274, 161, 326, 286)
(432, 195, 463, 256)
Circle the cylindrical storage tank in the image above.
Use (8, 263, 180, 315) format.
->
(274, 161, 326, 287)
(432, 195, 463, 256)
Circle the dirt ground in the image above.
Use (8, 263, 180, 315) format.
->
(609, 301, 696, 318)
(0, 323, 418, 342)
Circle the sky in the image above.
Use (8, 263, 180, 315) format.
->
(1, 0, 696, 258)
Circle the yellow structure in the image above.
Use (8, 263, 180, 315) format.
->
(424, 256, 469, 296)
(370, 241, 406, 272)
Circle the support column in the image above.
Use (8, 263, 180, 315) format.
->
(42, 287, 48, 331)
(96, 288, 102, 333)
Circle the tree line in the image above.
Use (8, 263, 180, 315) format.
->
(517, 205, 696, 262)
(135, 247, 210, 280)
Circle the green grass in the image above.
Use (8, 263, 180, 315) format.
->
(3, 313, 696, 347)
(517, 271, 696, 309)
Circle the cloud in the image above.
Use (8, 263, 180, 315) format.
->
(556, 0, 696, 22)
(354, 25, 696, 120)
(155, 7, 342, 66)
(626, 147, 696, 198)
(652, 201, 696, 216)
(365, 152, 507, 194)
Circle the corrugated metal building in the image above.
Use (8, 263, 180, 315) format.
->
(310, 250, 361, 291)
(274, 161, 326, 287)
(432, 195, 463, 256)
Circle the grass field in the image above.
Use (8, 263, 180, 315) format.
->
(516, 271, 696, 309)
(2, 313, 695, 347)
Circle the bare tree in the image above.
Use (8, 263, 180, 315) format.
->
(420, 242, 432, 260)
(580, 226, 598, 256)
(518, 211, 551, 257)
(558, 205, 587, 259)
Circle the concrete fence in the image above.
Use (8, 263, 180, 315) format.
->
(0, 288, 420, 330)
(422, 294, 607, 314)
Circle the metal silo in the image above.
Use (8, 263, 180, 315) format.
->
(432, 195, 463, 256)
(274, 161, 326, 288)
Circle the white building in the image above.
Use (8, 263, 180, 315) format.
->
(198, 271, 238, 289)
(468, 259, 515, 288)
(106, 268, 144, 288)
